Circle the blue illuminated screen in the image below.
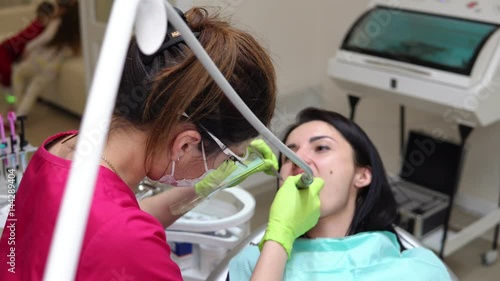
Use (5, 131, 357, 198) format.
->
(342, 7, 498, 75)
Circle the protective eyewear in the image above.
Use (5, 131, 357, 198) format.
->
(203, 130, 250, 168)
(182, 112, 250, 168)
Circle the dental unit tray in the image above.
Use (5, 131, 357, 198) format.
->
(166, 187, 255, 281)
(167, 187, 255, 246)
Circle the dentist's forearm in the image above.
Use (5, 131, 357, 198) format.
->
(139, 187, 196, 228)
(251, 241, 287, 281)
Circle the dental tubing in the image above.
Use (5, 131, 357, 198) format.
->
(164, 1, 314, 188)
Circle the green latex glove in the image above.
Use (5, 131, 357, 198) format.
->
(249, 139, 279, 176)
(259, 174, 324, 258)
(194, 139, 279, 197)
(194, 160, 238, 197)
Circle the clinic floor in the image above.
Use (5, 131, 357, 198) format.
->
(4, 100, 500, 280)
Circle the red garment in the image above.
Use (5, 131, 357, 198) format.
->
(0, 50, 12, 87)
(1, 19, 45, 60)
(0, 131, 183, 280)
(0, 19, 45, 87)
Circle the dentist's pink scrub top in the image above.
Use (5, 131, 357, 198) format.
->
(0, 131, 183, 280)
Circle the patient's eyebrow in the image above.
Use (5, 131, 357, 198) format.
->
(310, 136, 336, 143)
(286, 136, 335, 150)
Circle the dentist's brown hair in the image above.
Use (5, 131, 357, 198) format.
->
(114, 7, 277, 167)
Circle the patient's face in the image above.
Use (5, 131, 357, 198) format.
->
(280, 121, 360, 223)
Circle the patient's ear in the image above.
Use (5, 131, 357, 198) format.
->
(354, 167, 372, 189)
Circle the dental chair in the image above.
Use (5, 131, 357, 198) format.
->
(206, 225, 459, 281)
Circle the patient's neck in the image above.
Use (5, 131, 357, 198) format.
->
(306, 198, 356, 239)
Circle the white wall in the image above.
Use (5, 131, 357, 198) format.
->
(193, 0, 500, 213)
(0, 0, 31, 8)
(194, 0, 324, 95)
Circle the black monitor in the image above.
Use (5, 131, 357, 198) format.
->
(399, 131, 464, 196)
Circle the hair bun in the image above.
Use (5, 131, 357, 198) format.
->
(185, 7, 229, 33)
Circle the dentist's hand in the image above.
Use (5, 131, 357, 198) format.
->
(259, 174, 324, 258)
(194, 160, 237, 197)
(194, 139, 278, 197)
(249, 139, 279, 176)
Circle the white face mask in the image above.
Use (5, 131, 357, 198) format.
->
(158, 141, 214, 187)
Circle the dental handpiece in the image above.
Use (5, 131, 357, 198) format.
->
(7, 112, 16, 153)
(164, 2, 314, 188)
(17, 115, 27, 151)
(297, 173, 314, 189)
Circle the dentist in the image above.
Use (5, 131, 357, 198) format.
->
(0, 7, 322, 281)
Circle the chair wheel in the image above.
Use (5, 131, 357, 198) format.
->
(481, 250, 498, 266)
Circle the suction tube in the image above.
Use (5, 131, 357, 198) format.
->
(163, 1, 314, 188)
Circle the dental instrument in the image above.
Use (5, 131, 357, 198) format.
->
(7, 112, 16, 154)
(16, 116, 28, 182)
(17, 115, 27, 151)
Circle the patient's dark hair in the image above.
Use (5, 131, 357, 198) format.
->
(36, 1, 55, 20)
(46, 1, 81, 53)
(279, 107, 402, 245)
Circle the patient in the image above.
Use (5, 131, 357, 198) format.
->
(0, 1, 55, 89)
(11, 0, 80, 116)
(229, 107, 452, 280)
